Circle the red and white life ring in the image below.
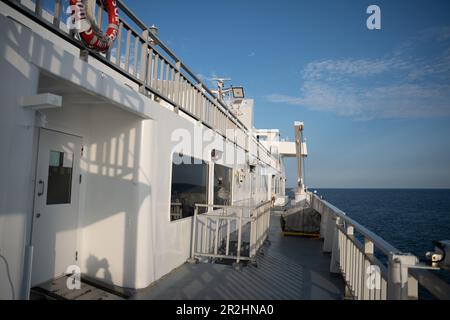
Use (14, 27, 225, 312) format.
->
(70, 0, 119, 53)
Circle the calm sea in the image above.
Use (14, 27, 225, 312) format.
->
(287, 188, 450, 295)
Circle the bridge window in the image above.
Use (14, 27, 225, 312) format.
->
(170, 154, 208, 221)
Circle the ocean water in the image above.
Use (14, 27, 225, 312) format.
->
(286, 188, 450, 297)
(312, 189, 450, 258)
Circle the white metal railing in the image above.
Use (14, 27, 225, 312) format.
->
(311, 193, 450, 300)
(3, 0, 277, 168)
(190, 201, 271, 264)
(170, 203, 183, 221)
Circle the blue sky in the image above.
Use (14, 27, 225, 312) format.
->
(126, 0, 450, 188)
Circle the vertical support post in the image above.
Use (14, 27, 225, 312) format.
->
(236, 209, 243, 263)
(35, 0, 43, 16)
(146, 46, 153, 85)
(330, 217, 341, 273)
(133, 35, 139, 77)
(294, 122, 305, 199)
(188, 206, 198, 263)
(407, 275, 419, 300)
(97, 1, 103, 27)
(164, 63, 170, 96)
(319, 202, 327, 239)
(22, 245, 34, 300)
(387, 253, 418, 300)
(116, 22, 123, 67)
(323, 207, 335, 252)
(139, 29, 149, 93)
(250, 209, 256, 258)
(214, 217, 219, 255)
(53, 0, 62, 27)
(159, 62, 165, 94)
(203, 214, 208, 254)
(208, 162, 214, 212)
(255, 207, 259, 251)
(124, 29, 131, 72)
(225, 217, 230, 256)
(344, 225, 354, 298)
(363, 238, 374, 300)
(169, 67, 175, 100)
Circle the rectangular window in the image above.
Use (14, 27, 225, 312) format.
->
(47, 150, 73, 205)
(170, 154, 208, 221)
(214, 164, 232, 206)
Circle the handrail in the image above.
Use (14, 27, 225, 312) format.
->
(409, 269, 450, 300)
(4, 0, 283, 160)
(189, 201, 271, 265)
(312, 193, 450, 300)
(194, 203, 255, 210)
(320, 199, 400, 256)
(114, 0, 248, 130)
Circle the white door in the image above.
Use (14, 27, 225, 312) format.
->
(31, 128, 82, 286)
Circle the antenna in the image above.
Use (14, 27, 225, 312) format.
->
(210, 77, 232, 101)
(209, 78, 245, 111)
(209, 77, 231, 85)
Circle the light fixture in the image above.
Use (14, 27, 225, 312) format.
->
(232, 87, 245, 99)
(211, 149, 223, 161)
(149, 25, 159, 46)
(149, 24, 158, 36)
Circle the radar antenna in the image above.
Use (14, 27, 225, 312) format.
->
(210, 78, 232, 101)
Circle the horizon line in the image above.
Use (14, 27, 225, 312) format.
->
(285, 187, 450, 190)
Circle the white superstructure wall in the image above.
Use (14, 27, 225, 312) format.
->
(0, 3, 283, 299)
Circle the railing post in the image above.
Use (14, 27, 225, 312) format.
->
(174, 61, 181, 112)
(330, 217, 341, 273)
(408, 274, 419, 300)
(225, 209, 230, 256)
(53, 0, 62, 27)
(344, 225, 354, 298)
(139, 29, 149, 93)
(319, 202, 327, 239)
(203, 213, 208, 254)
(323, 207, 335, 252)
(265, 202, 270, 241)
(250, 208, 256, 258)
(236, 208, 243, 264)
(35, 0, 43, 16)
(387, 253, 418, 300)
(362, 238, 374, 300)
(116, 22, 123, 67)
(188, 206, 198, 263)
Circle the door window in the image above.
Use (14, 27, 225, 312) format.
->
(47, 150, 73, 205)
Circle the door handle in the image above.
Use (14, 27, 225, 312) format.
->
(38, 180, 45, 197)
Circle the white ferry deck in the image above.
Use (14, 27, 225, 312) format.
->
(133, 214, 344, 300)
(1, 0, 450, 301)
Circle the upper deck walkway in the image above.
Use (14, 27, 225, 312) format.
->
(133, 213, 345, 300)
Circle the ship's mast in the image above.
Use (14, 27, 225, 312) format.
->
(211, 78, 231, 102)
(295, 121, 307, 201)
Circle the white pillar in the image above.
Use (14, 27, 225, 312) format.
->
(387, 253, 418, 300)
(330, 217, 341, 273)
(323, 207, 335, 253)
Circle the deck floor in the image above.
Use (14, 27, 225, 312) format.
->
(133, 213, 345, 300)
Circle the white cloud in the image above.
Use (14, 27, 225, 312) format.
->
(302, 58, 397, 80)
(266, 27, 450, 120)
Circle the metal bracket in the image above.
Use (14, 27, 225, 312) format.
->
(407, 263, 440, 271)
